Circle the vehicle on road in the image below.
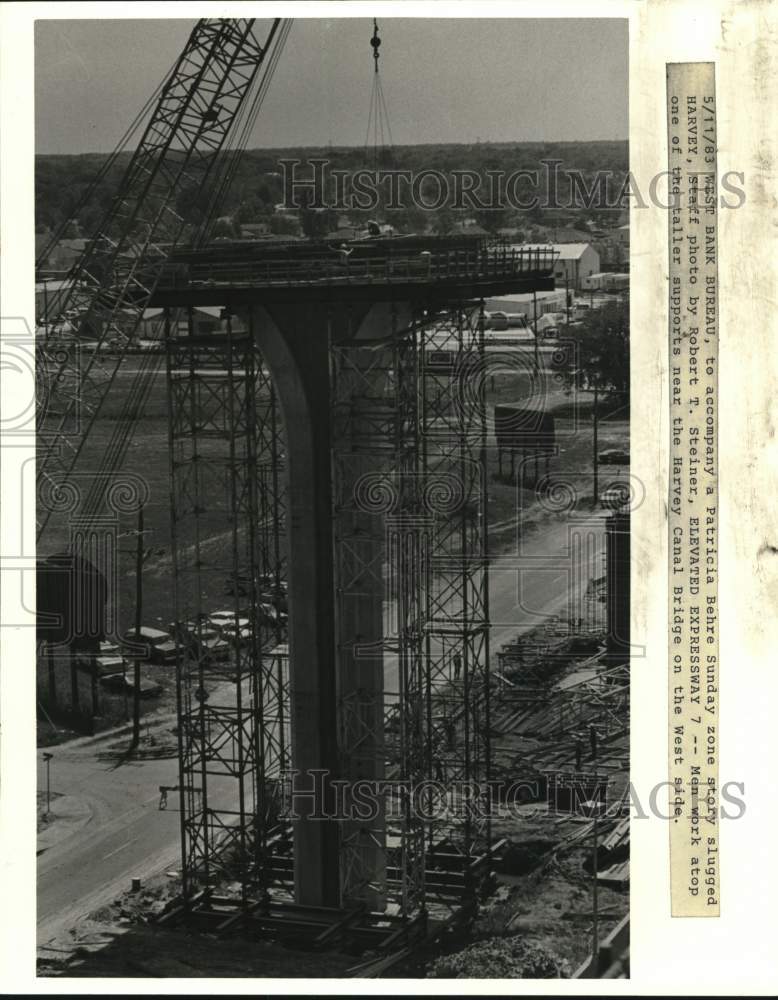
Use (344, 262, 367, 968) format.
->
(120, 626, 177, 665)
(95, 639, 126, 677)
(598, 449, 630, 466)
(208, 610, 252, 644)
(172, 617, 232, 663)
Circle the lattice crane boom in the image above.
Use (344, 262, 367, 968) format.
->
(37, 17, 287, 540)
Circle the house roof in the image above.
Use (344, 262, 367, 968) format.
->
(549, 228, 593, 243)
(486, 289, 566, 307)
(517, 242, 594, 261)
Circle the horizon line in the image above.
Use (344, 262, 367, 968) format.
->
(36, 136, 629, 157)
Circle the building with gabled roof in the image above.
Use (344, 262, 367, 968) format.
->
(514, 242, 600, 290)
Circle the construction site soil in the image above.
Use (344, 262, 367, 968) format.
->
(37, 355, 629, 978)
(38, 593, 629, 979)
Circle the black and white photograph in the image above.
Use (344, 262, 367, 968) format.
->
(30, 12, 633, 980)
(1, 1, 775, 992)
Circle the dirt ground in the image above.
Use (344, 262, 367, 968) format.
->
(38, 612, 629, 981)
(37, 791, 63, 834)
(38, 803, 627, 980)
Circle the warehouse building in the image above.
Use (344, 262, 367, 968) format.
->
(516, 242, 601, 290)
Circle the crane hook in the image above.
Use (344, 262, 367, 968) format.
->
(370, 18, 381, 73)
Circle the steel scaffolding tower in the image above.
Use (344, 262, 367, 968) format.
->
(330, 302, 491, 918)
(165, 309, 287, 907)
(166, 294, 495, 923)
(419, 304, 492, 862)
(330, 307, 428, 916)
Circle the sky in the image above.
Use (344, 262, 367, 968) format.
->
(35, 17, 628, 154)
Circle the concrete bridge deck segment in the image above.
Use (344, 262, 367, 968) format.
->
(150, 234, 556, 308)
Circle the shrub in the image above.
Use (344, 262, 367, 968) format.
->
(429, 936, 569, 979)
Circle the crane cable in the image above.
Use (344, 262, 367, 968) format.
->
(197, 19, 291, 238)
(363, 19, 394, 168)
(197, 18, 294, 243)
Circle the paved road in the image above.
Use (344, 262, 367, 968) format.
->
(37, 512, 606, 944)
(383, 512, 606, 693)
(489, 511, 606, 650)
(37, 742, 182, 945)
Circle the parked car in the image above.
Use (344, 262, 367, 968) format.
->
(208, 609, 250, 636)
(598, 449, 630, 466)
(121, 626, 177, 665)
(94, 640, 125, 674)
(173, 618, 231, 663)
(199, 628, 232, 661)
(207, 610, 253, 648)
(258, 576, 289, 618)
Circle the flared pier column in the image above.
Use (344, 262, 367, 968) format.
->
(249, 302, 404, 909)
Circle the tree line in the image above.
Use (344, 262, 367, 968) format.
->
(36, 140, 628, 239)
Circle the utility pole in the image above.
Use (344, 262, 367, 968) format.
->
(46, 643, 57, 707)
(131, 505, 144, 748)
(43, 752, 53, 817)
(42, 278, 50, 346)
(533, 289, 539, 374)
(590, 725, 600, 967)
(69, 640, 79, 711)
(118, 506, 165, 749)
(592, 382, 599, 507)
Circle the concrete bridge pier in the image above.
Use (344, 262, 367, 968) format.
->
(248, 302, 411, 910)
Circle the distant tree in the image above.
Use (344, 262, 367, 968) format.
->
(563, 299, 629, 402)
(347, 206, 370, 229)
(175, 184, 206, 228)
(235, 197, 273, 226)
(433, 206, 456, 235)
(386, 203, 428, 234)
(299, 189, 333, 238)
(211, 218, 237, 239)
(35, 141, 629, 249)
(561, 299, 629, 503)
(473, 206, 511, 236)
(570, 208, 592, 229)
(269, 213, 300, 236)
(525, 204, 545, 225)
